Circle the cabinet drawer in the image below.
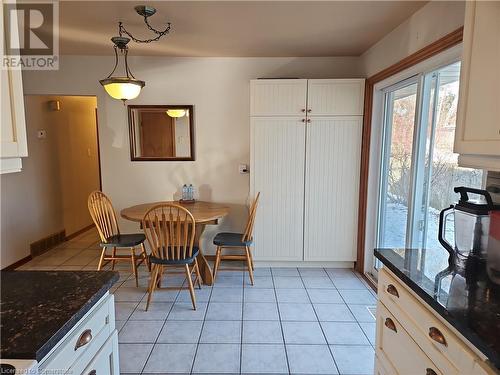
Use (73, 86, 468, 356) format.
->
(379, 268, 476, 374)
(40, 294, 114, 374)
(376, 302, 442, 375)
(75, 330, 119, 375)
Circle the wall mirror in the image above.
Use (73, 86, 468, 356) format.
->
(128, 105, 195, 161)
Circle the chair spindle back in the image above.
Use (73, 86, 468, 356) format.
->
(242, 192, 260, 242)
(142, 204, 196, 261)
(88, 191, 120, 242)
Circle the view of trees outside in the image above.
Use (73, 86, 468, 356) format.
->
(381, 64, 483, 256)
(388, 80, 482, 218)
(381, 85, 416, 249)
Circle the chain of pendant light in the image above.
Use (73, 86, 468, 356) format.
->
(118, 18, 171, 44)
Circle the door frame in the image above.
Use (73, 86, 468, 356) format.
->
(358, 30, 464, 276)
(376, 75, 421, 252)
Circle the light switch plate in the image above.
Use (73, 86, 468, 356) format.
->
(239, 164, 249, 174)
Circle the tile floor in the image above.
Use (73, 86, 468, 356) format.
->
(18, 229, 377, 375)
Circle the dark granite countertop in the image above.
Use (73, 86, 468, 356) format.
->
(0, 271, 119, 361)
(375, 248, 500, 370)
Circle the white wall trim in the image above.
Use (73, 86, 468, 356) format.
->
(254, 261, 355, 269)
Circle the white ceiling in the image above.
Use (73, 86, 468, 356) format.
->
(58, 1, 428, 57)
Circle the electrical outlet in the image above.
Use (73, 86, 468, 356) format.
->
(37, 130, 47, 139)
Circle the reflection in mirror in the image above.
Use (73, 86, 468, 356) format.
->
(128, 105, 195, 161)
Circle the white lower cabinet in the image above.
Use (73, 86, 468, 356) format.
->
(251, 116, 306, 261)
(38, 293, 119, 375)
(303, 116, 362, 261)
(376, 303, 442, 375)
(376, 268, 496, 375)
(80, 332, 119, 375)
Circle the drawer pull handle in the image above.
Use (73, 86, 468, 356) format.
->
(75, 329, 92, 350)
(384, 318, 397, 332)
(88, 371, 96, 375)
(429, 327, 447, 346)
(386, 284, 399, 298)
(426, 368, 437, 375)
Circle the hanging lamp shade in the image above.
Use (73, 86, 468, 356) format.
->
(166, 109, 187, 118)
(99, 36, 145, 102)
(100, 77, 144, 101)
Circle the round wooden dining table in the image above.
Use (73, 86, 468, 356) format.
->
(121, 200, 230, 286)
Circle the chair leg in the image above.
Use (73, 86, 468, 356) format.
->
(185, 264, 197, 310)
(131, 247, 138, 287)
(245, 246, 254, 286)
(146, 264, 159, 311)
(248, 248, 255, 271)
(111, 247, 117, 270)
(141, 243, 151, 271)
(157, 266, 163, 288)
(194, 258, 202, 289)
(97, 247, 106, 271)
(213, 246, 221, 282)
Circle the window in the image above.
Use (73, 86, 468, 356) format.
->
(375, 61, 483, 275)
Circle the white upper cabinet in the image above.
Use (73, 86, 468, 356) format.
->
(250, 79, 307, 116)
(307, 79, 365, 116)
(455, 0, 500, 167)
(0, 2, 28, 173)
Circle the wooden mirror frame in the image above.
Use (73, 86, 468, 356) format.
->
(128, 104, 195, 161)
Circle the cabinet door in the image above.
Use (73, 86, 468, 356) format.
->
(307, 79, 365, 116)
(0, 2, 28, 170)
(376, 303, 442, 375)
(251, 117, 306, 261)
(250, 79, 307, 116)
(455, 1, 500, 157)
(81, 331, 119, 375)
(304, 116, 362, 262)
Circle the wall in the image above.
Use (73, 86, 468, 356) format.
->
(0, 95, 99, 267)
(22, 56, 363, 254)
(361, 1, 465, 77)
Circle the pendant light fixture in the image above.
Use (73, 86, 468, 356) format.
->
(99, 5, 171, 103)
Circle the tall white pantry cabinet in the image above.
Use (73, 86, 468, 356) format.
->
(250, 79, 365, 263)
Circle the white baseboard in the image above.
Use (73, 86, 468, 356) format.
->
(253, 261, 354, 268)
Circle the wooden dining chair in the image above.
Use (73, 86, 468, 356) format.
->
(88, 191, 149, 286)
(212, 192, 260, 285)
(142, 203, 202, 310)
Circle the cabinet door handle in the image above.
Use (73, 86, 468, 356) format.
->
(384, 318, 397, 332)
(306, 119, 311, 123)
(301, 108, 306, 113)
(386, 284, 399, 298)
(307, 109, 312, 113)
(301, 119, 306, 123)
(75, 329, 93, 350)
(88, 371, 96, 375)
(426, 368, 438, 375)
(429, 327, 447, 346)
